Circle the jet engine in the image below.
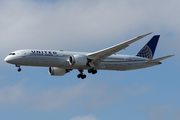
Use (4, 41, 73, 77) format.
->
(49, 67, 67, 76)
(68, 55, 88, 66)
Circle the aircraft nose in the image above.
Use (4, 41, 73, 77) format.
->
(4, 55, 21, 64)
(4, 56, 9, 62)
(4, 56, 12, 63)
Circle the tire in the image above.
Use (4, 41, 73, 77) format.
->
(77, 74, 81, 78)
(81, 74, 86, 79)
(18, 68, 21, 72)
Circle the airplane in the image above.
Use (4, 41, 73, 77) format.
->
(4, 33, 174, 79)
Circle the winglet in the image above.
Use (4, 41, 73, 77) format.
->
(141, 32, 153, 37)
(132, 32, 153, 42)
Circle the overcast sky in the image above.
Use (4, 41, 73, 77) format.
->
(0, 0, 180, 120)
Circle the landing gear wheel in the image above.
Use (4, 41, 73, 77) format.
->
(77, 70, 87, 79)
(88, 69, 92, 73)
(16, 64, 21, 72)
(77, 74, 82, 78)
(77, 74, 86, 79)
(81, 74, 86, 79)
(88, 69, 97, 75)
(18, 68, 21, 72)
(92, 70, 97, 74)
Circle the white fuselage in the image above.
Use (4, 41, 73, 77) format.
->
(4, 49, 160, 71)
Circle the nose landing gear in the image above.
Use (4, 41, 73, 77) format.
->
(18, 68, 21, 72)
(16, 64, 21, 72)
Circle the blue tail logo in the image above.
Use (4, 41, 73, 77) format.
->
(136, 35, 160, 59)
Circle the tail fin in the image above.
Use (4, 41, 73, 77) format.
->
(136, 35, 160, 59)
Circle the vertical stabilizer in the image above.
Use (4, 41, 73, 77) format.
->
(136, 35, 160, 59)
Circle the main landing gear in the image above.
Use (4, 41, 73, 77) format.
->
(77, 70, 86, 79)
(16, 64, 21, 72)
(88, 69, 97, 74)
(77, 69, 98, 79)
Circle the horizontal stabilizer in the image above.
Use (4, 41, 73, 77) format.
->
(147, 55, 174, 63)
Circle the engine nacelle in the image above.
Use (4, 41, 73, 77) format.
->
(68, 55, 88, 66)
(49, 67, 67, 76)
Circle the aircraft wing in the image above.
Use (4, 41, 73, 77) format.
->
(87, 32, 152, 67)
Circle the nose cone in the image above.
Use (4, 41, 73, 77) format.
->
(4, 55, 22, 64)
(4, 56, 10, 63)
(4, 56, 14, 63)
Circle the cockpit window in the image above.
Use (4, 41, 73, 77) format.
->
(9, 53, 15, 55)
